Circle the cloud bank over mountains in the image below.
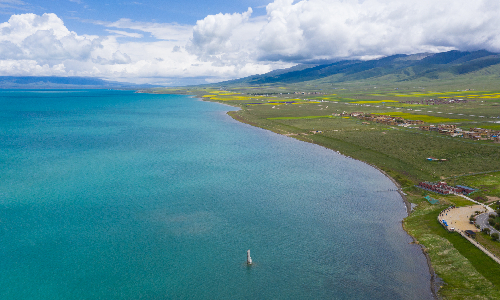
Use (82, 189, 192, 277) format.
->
(1, 0, 500, 85)
(255, 0, 500, 61)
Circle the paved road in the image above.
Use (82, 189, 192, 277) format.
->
(458, 230, 500, 264)
(436, 196, 500, 265)
(453, 193, 494, 212)
(476, 212, 499, 235)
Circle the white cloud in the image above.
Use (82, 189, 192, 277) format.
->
(0, 41, 22, 58)
(105, 29, 143, 38)
(93, 50, 131, 65)
(0, 59, 67, 76)
(105, 18, 193, 42)
(186, 8, 278, 74)
(189, 8, 253, 58)
(3, 0, 500, 85)
(0, 13, 101, 63)
(0, 12, 285, 85)
(255, 0, 500, 61)
(183, 0, 500, 65)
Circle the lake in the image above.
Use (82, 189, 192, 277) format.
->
(0, 90, 433, 299)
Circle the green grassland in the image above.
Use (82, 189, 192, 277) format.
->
(153, 82, 500, 298)
(154, 85, 500, 193)
(404, 193, 500, 299)
(447, 172, 500, 203)
(192, 88, 500, 182)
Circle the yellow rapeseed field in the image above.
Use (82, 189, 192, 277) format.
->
(376, 112, 466, 123)
(350, 100, 399, 104)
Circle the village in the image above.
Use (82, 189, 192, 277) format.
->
(342, 112, 500, 143)
(416, 181, 476, 195)
(401, 97, 470, 105)
(419, 124, 500, 142)
(343, 111, 425, 125)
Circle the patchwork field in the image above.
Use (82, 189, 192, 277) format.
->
(373, 112, 466, 123)
(154, 84, 500, 191)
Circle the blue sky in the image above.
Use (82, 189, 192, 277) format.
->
(1, 0, 270, 36)
(1, 0, 500, 85)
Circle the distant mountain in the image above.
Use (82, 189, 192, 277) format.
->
(0, 76, 159, 89)
(222, 64, 319, 86)
(216, 50, 500, 87)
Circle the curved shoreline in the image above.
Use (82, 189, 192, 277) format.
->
(369, 164, 439, 300)
(216, 103, 439, 299)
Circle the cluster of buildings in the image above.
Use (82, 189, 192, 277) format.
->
(417, 181, 476, 195)
(345, 112, 424, 126)
(337, 113, 499, 142)
(401, 98, 470, 105)
(420, 125, 500, 142)
(293, 91, 324, 95)
(248, 91, 325, 96)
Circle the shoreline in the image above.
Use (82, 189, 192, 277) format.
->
(201, 97, 439, 299)
(369, 164, 439, 299)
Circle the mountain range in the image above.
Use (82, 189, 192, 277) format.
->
(2, 50, 500, 89)
(0, 76, 158, 89)
(218, 50, 500, 87)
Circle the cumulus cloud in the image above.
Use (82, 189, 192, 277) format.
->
(93, 50, 131, 65)
(0, 13, 101, 63)
(0, 41, 22, 59)
(183, 0, 500, 65)
(189, 8, 253, 57)
(4, 0, 500, 85)
(255, 0, 500, 62)
(186, 8, 273, 70)
(110, 50, 131, 64)
(0, 12, 281, 85)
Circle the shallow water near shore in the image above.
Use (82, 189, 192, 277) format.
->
(0, 90, 432, 299)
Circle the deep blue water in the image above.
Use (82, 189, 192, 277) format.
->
(0, 90, 432, 299)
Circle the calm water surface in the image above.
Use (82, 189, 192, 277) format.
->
(0, 90, 432, 299)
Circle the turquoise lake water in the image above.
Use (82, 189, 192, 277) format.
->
(0, 90, 433, 299)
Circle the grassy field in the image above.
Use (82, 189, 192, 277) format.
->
(447, 172, 500, 203)
(404, 193, 500, 299)
(193, 88, 500, 184)
(153, 83, 500, 298)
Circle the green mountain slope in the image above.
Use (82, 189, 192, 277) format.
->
(218, 50, 500, 87)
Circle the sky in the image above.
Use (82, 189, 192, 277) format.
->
(1, 0, 500, 85)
